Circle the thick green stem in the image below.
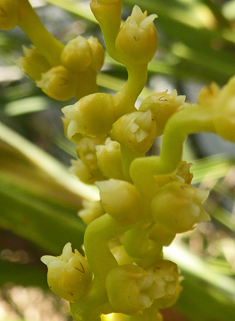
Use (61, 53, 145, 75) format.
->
(90, 0, 122, 61)
(130, 104, 216, 191)
(70, 214, 131, 320)
(18, 0, 64, 66)
(84, 214, 128, 286)
(113, 64, 148, 118)
(120, 145, 144, 182)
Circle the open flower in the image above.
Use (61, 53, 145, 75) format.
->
(115, 5, 158, 64)
(147, 260, 182, 309)
(41, 243, 92, 302)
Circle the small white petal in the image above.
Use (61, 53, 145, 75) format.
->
(164, 274, 175, 282)
(41, 255, 55, 266)
(62, 242, 73, 262)
(139, 294, 151, 308)
(135, 129, 148, 142)
(67, 120, 79, 139)
(130, 122, 139, 133)
(139, 14, 158, 29)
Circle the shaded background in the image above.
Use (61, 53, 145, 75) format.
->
(0, 0, 235, 320)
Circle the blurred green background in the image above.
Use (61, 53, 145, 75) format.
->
(0, 0, 235, 320)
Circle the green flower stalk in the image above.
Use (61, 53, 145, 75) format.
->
(3, 0, 235, 320)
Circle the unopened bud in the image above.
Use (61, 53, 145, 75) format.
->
(149, 223, 175, 247)
(18, 46, 51, 81)
(0, 0, 18, 30)
(88, 36, 105, 72)
(151, 181, 210, 233)
(62, 93, 115, 137)
(96, 138, 124, 179)
(61, 36, 92, 73)
(41, 243, 92, 302)
(139, 89, 185, 136)
(70, 158, 105, 184)
(96, 179, 142, 224)
(213, 75, 235, 143)
(115, 5, 158, 65)
(197, 81, 220, 107)
(96, 0, 120, 3)
(106, 264, 155, 314)
(37, 66, 77, 101)
(111, 110, 157, 153)
(79, 200, 105, 225)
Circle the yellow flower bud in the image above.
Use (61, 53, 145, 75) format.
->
(149, 223, 175, 247)
(213, 75, 235, 143)
(88, 36, 105, 72)
(96, 179, 142, 225)
(0, 0, 18, 30)
(106, 264, 155, 314)
(62, 93, 115, 138)
(70, 158, 105, 184)
(111, 110, 157, 153)
(79, 200, 105, 225)
(96, 138, 124, 179)
(18, 46, 51, 81)
(197, 77, 235, 143)
(147, 260, 182, 309)
(41, 243, 92, 302)
(37, 66, 77, 101)
(151, 181, 210, 233)
(96, 0, 120, 3)
(115, 5, 158, 65)
(61, 36, 92, 73)
(197, 81, 220, 107)
(139, 89, 185, 136)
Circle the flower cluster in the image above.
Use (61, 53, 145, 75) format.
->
(2, 0, 235, 321)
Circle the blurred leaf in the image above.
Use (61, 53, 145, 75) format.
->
(165, 242, 235, 321)
(0, 259, 47, 288)
(0, 122, 99, 202)
(191, 155, 235, 184)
